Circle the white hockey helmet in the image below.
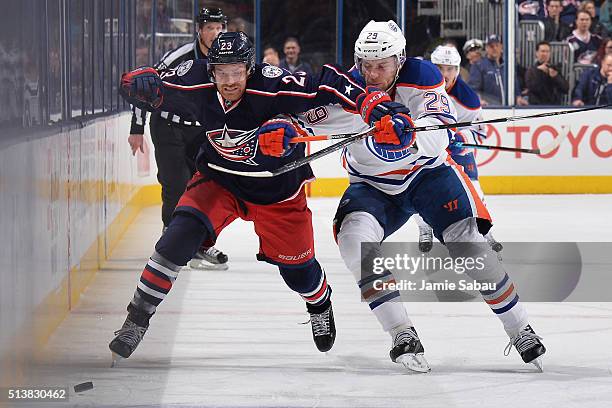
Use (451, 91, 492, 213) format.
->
(354, 20, 407, 70)
(430, 45, 461, 67)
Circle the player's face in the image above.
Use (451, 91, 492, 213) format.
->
(199, 22, 225, 50)
(361, 56, 399, 91)
(436, 64, 459, 90)
(213, 63, 248, 101)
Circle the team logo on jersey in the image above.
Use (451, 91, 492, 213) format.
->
(207, 125, 259, 165)
(365, 137, 415, 162)
(262, 65, 283, 78)
(176, 60, 193, 76)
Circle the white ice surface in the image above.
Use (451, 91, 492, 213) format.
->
(25, 195, 612, 408)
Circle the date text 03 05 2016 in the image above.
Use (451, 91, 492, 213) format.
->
(1, 387, 68, 402)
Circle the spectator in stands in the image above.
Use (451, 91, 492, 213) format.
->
(560, 0, 581, 25)
(580, 0, 609, 36)
(572, 53, 612, 105)
(463, 38, 484, 66)
(567, 11, 604, 63)
(544, 0, 573, 41)
(262, 46, 280, 66)
(468, 35, 529, 106)
(596, 38, 612, 63)
(526, 41, 570, 104)
(279, 36, 313, 76)
(601, 0, 612, 32)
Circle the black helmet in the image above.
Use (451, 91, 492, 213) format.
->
(208, 32, 256, 76)
(197, 7, 227, 27)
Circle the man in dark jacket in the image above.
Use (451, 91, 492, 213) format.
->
(279, 37, 314, 76)
(526, 41, 569, 105)
(544, 0, 572, 41)
(468, 35, 528, 106)
(572, 53, 612, 105)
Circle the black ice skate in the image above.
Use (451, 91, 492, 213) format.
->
(504, 324, 546, 372)
(390, 326, 430, 372)
(109, 305, 152, 365)
(307, 303, 336, 352)
(189, 246, 229, 270)
(418, 226, 433, 253)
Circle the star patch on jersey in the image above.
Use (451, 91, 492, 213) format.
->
(262, 65, 283, 78)
(176, 60, 193, 76)
(207, 125, 259, 165)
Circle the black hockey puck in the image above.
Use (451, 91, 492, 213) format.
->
(74, 381, 94, 393)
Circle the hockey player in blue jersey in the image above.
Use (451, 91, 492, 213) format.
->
(412, 45, 503, 254)
(109, 32, 367, 362)
(295, 21, 546, 372)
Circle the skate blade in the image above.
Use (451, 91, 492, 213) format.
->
(188, 260, 229, 271)
(395, 353, 431, 373)
(110, 352, 124, 368)
(531, 357, 544, 372)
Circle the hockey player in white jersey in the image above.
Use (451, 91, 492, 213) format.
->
(413, 45, 503, 254)
(293, 21, 546, 372)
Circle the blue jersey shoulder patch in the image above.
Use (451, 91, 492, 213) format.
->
(397, 58, 444, 88)
(449, 76, 481, 109)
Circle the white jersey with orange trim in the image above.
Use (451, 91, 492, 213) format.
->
(447, 75, 485, 148)
(294, 58, 458, 195)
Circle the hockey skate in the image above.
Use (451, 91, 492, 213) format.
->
(418, 225, 434, 253)
(504, 324, 546, 372)
(188, 246, 229, 270)
(485, 232, 503, 253)
(307, 303, 336, 352)
(390, 326, 431, 372)
(109, 306, 151, 366)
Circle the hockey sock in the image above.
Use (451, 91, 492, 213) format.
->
(443, 218, 528, 336)
(279, 260, 331, 310)
(337, 211, 413, 332)
(131, 250, 181, 313)
(129, 213, 212, 314)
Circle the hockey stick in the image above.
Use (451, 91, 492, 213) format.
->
(287, 104, 610, 144)
(207, 126, 375, 178)
(210, 105, 603, 178)
(453, 142, 541, 154)
(452, 124, 570, 155)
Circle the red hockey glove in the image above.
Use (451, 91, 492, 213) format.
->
(120, 67, 164, 108)
(355, 86, 411, 126)
(258, 119, 300, 157)
(372, 113, 416, 148)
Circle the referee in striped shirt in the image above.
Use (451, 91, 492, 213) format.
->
(128, 7, 229, 269)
